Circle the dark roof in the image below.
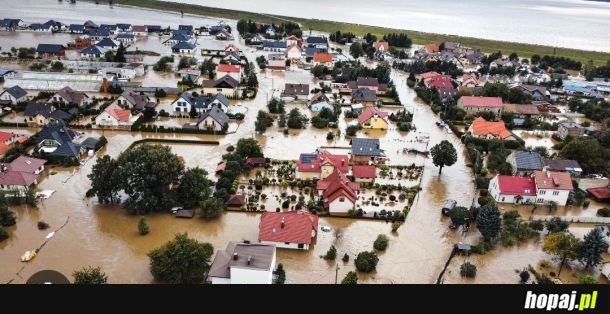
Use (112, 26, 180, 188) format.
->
(80, 45, 106, 55)
(37, 125, 81, 157)
(36, 44, 64, 54)
(24, 102, 53, 117)
(0, 19, 21, 29)
(263, 41, 287, 49)
(100, 24, 117, 30)
(351, 138, 384, 157)
(281, 83, 310, 97)
(543, 159, 582, 172)
(145, 25, 162, 32)
(49, 110, 71, 121)
(175, 209, 196, 218)
(305, 47, 327, 58)
(514, 151, 543, 171)
(178, 25, 193, 31)
(80, 137, 99, 150)
(30, 23, 51, 31)
(68, 24, 85, 32)
(351, 88, 377, 102)
(176, 92, 229, 110)
(116, 23, 131, 30)
(197, 107, 229, 126)
(201, 75, 239, 89)
(3, 85, 27, 99)
(226, 194, 246, 206)
(116, 34, 135, 39)
(86, 29, 111, 37)
(208, 242, 275, 279)
(172, 41, 196, 50)
(167, 33, 190, 42)
(96, 38, 118, 48)
(306, 36, 327, 44)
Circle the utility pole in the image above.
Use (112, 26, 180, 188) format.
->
(334, 263, 339, 284)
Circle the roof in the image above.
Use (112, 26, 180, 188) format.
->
(559, 122, 584, 130)
(0, 143, 9, 156)
(104, 103, 131, 122)
(208, 242, 275, 279)
(54, 86, 88, 104)
(197, 107, 229, 126)
(587, 187, 610, 200)
(36, 44, 64, 54)
(426, 75, 454, 90)
(263, 41, 287, 49)
(355, 77, 380, 88)
(306, 36, 327, 44)
(470, 117, 512, 139)
(50, 110, 71, 121)
(216, 64, 240, 73)
(502, 103, 539, 115)
(0, 131, 16, 143)
(351, 138, 384, 157)
(542, 159, 582, 172)
(358, 107, 389, 123)
(176, 92, 230, 110)
(172, 41, 196, 50)
(37, 125, 81, 157)
(313, 52, 333, 63)
(116, 23, 131, 30)
(202, 75, 239, 89)
(246, 157, 266, 166)
(116, 34, 135, 39)
(80, 45, 107, 55)
(373, 42, 389, 51)
(305, 47, 327, 58)
(68, 24, 84, 31)
(534, 171, 574, 191)
(224, 44, 240, 52)
(16, 135, 29, 144)
(7, 156, 46, 173)
(0, 69, 15, 76)
(420, 72, 441, 80)
(518, 85, 547, 95)
(496, 175, 537, 196)
(296, 151, 349, 173)
(425, 44, 439, 53)
(120, 91, 150, 109)
(267, 53, 285, 61)
(96, 38, 118, 48)
(0, 171, 38, 186)
(351, 88, 377, 102)
(459, 96, 504, 108)
(24, 102, 53, 118)
(321, 170, 359, 204)
(259, 211, 318, 245)
(352, 165, 376, 179)
(282, 83, 309, 97)
(80, 137, 99, 150)
(226, 194, 246, 206)
(131, 25, 147, 32)
(3, 85, 27, 99)
(145, 25, 162, 31)
(86, 29, 111, 37)
(514, 151, 543, 171)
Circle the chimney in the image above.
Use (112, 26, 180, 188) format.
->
(280, 217, 285, 229)
(247, 256, 252, 265)
(233, 253, 238, 261)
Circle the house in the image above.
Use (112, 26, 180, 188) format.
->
(95, 103, 134, 128)
(201, 75, 240, 98)
(223, 52, 241, 64)
(352, 165, 376, 183)
(425, 75, 455, 98)
(425, 44, 439, 53)
(245, 157, 266, 168)
(80, 45, 107, 59)
(295, 151, 349, 180)
(542, 160, 583, 177)
(534, 101, 561, 114)
(488, 175, 537, 204)
(178, 25, 194, 35)
(502, 103, 540, 120)
(49, 87, 90, 107)
(267, 54, 286, 70)
(358, 107, 389, 130)
(305, 36, 328, 49)
(224, 44, 240, 54)
(564, 85, 603, 99)
(457, 96, 504, 116)
(313, 52, 333, 67)
(557, 122, 585, 140)
(262, 41, 287, 52)
(24, 103, 70, 126)
(116, 34, 136, 44)
(534, 170, 573, 206)
(265, 25, 276, 36)
(172, 41, 197, 54)
(145, 25, 162, 33)
(226, 194, 246, 207)
(1, 85, 28, 105)
(30, 23, 53, 32)
(468, 117, 515, 141)
(131, 25, 148, 36)
(195, 107, 229, 131)
(68, 24, 85, 34)
(95, 38, 119, 51)
(310, 100, 334, 113)
(215, 30, 233, 40)
(85, 28, 111, 40)
(351, 88, 377, 105)
(281, 83, 309, 101)
(285, 35, 302, 48)
(0, 69, 16, 83)
(459, 73, 484, 93)
(351, 138, 385, 163)
(317, 169, 360, 214)
(171, 92, 230, 114)
(0, 132, 18, 146)
(164, 33, 191, 46)
(373, 42, 389, 53)
(113, 91, 154, 111)
(465, 51, 485, 65)
(216, 64, 241, 81)
(99, 24, 118, 34)
(490, 57, 517, 69)
(35, 125, 83, 158)
(7, 156, 46, 175)
(177, 68, 201, 82)
(587, 187, 610, 202)
(36, 44, 65, 59)
(0, 156, 46, 193)
(208, 242, 276, 284)
(258, 211, 318, 250)
(508, 151, 543, 175)
(305, 47, 328, 61)
(116, 23, 132, 33)
(514, 85, 548, 101)
(344, 77, 388, 95)
(286, 44, 302, 60)
(0, 18, 24, 31)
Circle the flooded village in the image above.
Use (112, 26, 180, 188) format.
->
(0, 0, 610, 285)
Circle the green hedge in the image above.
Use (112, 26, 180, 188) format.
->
(126, 138, 220, 150)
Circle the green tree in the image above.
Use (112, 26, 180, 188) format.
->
(50, 61, 64, 72)
(138, 217, 150, 236)
(373, 234, 389, 251)
(255, 110, 274, 134)
(199, 197, 226, 220)
(341, 271, 358, 284)
(118, 144, 184, 214)
(542, 232, 583, 275)
(73, 266, 108, 284)
(460, 262, 477, 278)
(508, 88, 531, 104)
(177, 167, 213, 209)
(0, 194, 16, 227)
(481, 83, 509, 101)
(114, 42, 126, 63)
(476, 203, 502, 241)
(448, 206, 470, 226)
(545, 217, 569, 234)
(267, 98, 285, 114)
(236, 138, 263, 158)
(580, 227, 609, 269)
(87, 155, 121, 204)
(583, 60, 595, 81)
(354, 251, 379, 273)
(431, 140, 458, 175)
(148, 233, 214, 284)
(560, 138, 610, 174)
(287, 108, 306, 129)
(104, 50, 115, 62)
(323, 245, 337, 260)
(274, 263, 286, 284)
(0, 226, 8, 241)
(578, 275, 597, 284)
(154, 88, 167, 98)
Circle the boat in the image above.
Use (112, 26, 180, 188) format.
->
(21, 250, 37, 262)
(320, 226, 332, 232)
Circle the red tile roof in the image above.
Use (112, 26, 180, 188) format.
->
(352, 165, 376, 179)
(0, 171, 38, 186)
(373, 41, 389, 51)
(132, 25, 147, 32)
(320, 170, 359, 205)
(358, 107, 389, 124)
(460, 96, 504, 108)
(8, 156, 46, 173)
(226, 194, 246, 206)
(216, 64, 240, 73)
(104, 103, 131, 122)
(296, 151, 349, 173)
(0, 143, 9, 156)
(420, 71, 441, 80)
(534, 171, 573, 191)
(587, 187, 610, 200)
(224, 44, 240, 52)
(16, 135, 29, 144)
(259, 211, 318, 245)
(426, 75, 454, 89)
(0, 131, 16, 144)
(425, 44, 439, 53)
(245, 157, 265, 166)
(496, 176, 537, 196)
(470, 117, 513, 139)
(314, 52, 333, 63)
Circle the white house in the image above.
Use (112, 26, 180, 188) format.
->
(80, 45, 107, 59)
(0, 155, 46, 194)
(316, 170, 359, 214)
(258, 211, 318, 250)
(0, 85, 28, 105)
(171, 92, 230, 114)
(488, 175, 537, 204)
(208, 242, 276, 284)
(95, 103, 134, 128)
(49, 86, 90, 107)
(286, 44, 302, 60)
(534, 170, 573, 206)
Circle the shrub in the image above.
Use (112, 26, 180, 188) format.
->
(354, 251, 379, 273)
(460, 262, 477, 278)
(138, 217, 150, 236)
(539, 260, 551, 268)
(0, 226, 8, 241)
(477, 195, 494, 207)
(471, 241, 494, 255)
(37, 221, 50, 230)
(281, 200, 290, 209)
(597, 208, 610, 217)
(323, 245, 337, 260)
(578, 275, 597, 284)
(373, 234, 389, 251)
(342, 253, 349, 262)
(519, 270, 530, 283)
(326, 131, 334, 140)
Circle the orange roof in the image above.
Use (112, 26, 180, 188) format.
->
(373, 41, 389, 51)
(314, 52, 333, 63)
(0, 131, 16, 143)
(217, 64, 240, 73)
(425, 44, 439, 53)
(358, 107, 389, 124)
(0, 143, 10, 156)
(16, 135, 29, 144)
(104, 103, 131, 122)
(420, 71, 441, 80)
(534, 171, 573, 191)
(470, 117, 512, 139)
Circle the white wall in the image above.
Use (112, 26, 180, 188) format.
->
(198, 116, 223, 131)
(230, 268, 272, 284)
(329, 197, 354, 214)
(537, 189, 570, 206)
(260, 240, 308, 250)
(95, 112, 119, 127)
(210, 277, 231, 284)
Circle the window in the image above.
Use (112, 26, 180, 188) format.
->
(339, 197, 345, 202)
(537, 198, 544, 203)
(501, 197, 505, 202)
(539, 190, 546, 195)
(297, 244, 304, 249)
(284, 242, 290, 245)
(553, 191, 559, 196)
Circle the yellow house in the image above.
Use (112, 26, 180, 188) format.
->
(358, 107, 389, 130)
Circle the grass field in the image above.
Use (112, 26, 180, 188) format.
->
(93, 0, 610, 65)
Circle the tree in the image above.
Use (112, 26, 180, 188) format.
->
(114, 42, 126, 63)
(138, 217, 150, 235)
(104, 50, 115, 62)
(560, 138, 610, 174)
(481, 83, 509, 101)
(431, 140, 457, 175)
(578, 275, 597, 284)
(508, 88, 531, 104)
(354, 251, 379, 273)
(274, 263, 286, 284)
(373, 234, 389, 251)
(323, 245, 337, 260)
(255, 110, 274, 134)
(0, 226, 8, 242)
(448, 206, 470, 226)
(545, 217, 569, 234)
(148, 233, 214, 284)
(50, 61, 64, 72)
(509, 52, 519, 61)
(267, 98, 285, 114)
(0, 194, 16, 227)
(342, 253, 350, 262)
(236, 138, 263, 158)
(519, 270, 530, 283)
(350, 42, 364, 58)
(177, 168, 213, 209)
(87, 155, 122, 204)
(73, 266, 108, 284)
(154, 88, 166, 98)
(460, 262, 477, 278)
(580, 227, 609, 269)
(583, 60, 595, 81)
(199, 197, 226, 220)
(287, 108, 305, 129)
(118, 144, 184, 214)
(341, 271, 358, 284)
(542, 232, 582, 275)
(476, 203, 502, 241)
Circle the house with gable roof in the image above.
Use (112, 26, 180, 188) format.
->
(95, 103, 135, 128)
(258, 211, 318, 250)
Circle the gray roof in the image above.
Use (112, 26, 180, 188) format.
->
(36, 44, 64, 54)
(306, 36, 327, 44)
(197, 107, 229, 127)
(176, 92, 229, 110)
(351, 138, 384, 156)
(24, 102, 53, 117)
(80, 137, 99, 150)
(0, 69, 15, 77)
(172, 41, 196, 50)
(37, 125, 81, 157)
(201, 75, 239, 89)
(116, 34, 135, 39)
(208, 242, 275, 279)
(167, 33, 190, 42)
(281, 83, 310, 97)
(80, 45, 106, 55)
(559, 122, 584, 129)
(543, 159, 582, 172)
(305, 47, 327, 58)
(263, 41, 287, 49)
(68, 24, 84, 32)
(50, 109, 71, 121)
(3, 85, 27, 99)
(351, 88, 377, 102)
(514, 151, 543, 171)
(96, 38, 118, 48)
(87, 29, 110, 37)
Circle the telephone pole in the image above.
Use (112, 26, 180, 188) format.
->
(334, 264, 339, 284)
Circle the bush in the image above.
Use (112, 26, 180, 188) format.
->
(460, 262, 477, 278)
(477, 195, 494, 207)
(37, 221, 50, 230)
(326, 131, 334, 140)
(342, 253, 349, 262)
(578, 275, 597, 284)
(519, 270, 530, 283)
(539, 260, 551, 268)
(138, 217, 150, 235)
(323, 245, 337, 260)
(597, 208, 610, 217)
(373, 234, 389, 251)
(391, 221, 402, 232)
(0, 226, 8, 241)
(471, 241, 494, 255)
(354, 251, 379, 273)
